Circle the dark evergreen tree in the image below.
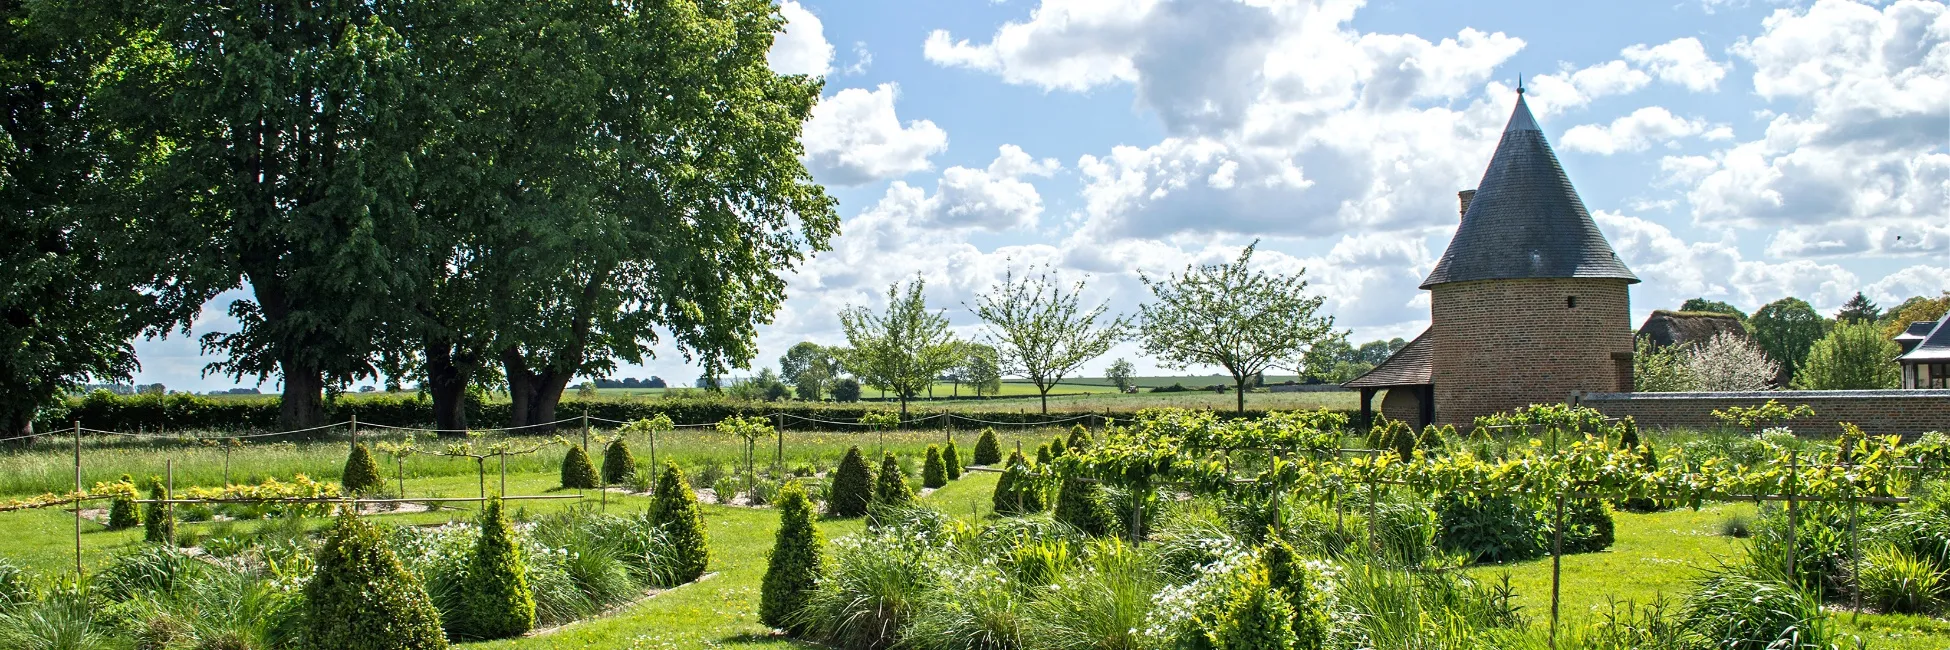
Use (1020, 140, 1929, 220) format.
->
(943, 440, 963, 480)
(650, 462, 710, 582)
(759, 482, 824, 633)
(602, 439, 638, 485)
(560, 445, 598, 489)
(875, 452, 912, 506)
(455, 498, 535, 639)
(1617, 417, 1639, 450)
(342, 443, 385, 494)
(1837, 292, 1880, 324)
(922, 446, 948, 488)
(827, 446, 876, 517)
(973, 428, 1002, 465)
(302, 514, 448, 650)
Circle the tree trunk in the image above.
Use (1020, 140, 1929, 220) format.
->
(278, 359, 325, 431)
(425, 340, 475, 435)
(1039, 384, 1050, 415)
(1, 407, 33, 448)
(1234, 376, 1247, 413)
(502, 347, 572, 432)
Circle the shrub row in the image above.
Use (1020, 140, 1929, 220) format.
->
(41, 391, 1352, 434)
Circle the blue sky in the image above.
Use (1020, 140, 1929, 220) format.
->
(134, 0, 1949, 392)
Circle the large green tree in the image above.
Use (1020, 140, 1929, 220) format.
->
(107, 0, 435, 429)
(1138, 244, 1334, 412)
(971, 269, 1129, 413)
(401, 0, 837, 431)
(1793, 321, 1901, 390)
(780, 342, 839, 401)
(0, 3, 194, 440)
(1750, 297, 1827, 385)
(839, 278, 960, 420)
(1836, 292, 1881, 324)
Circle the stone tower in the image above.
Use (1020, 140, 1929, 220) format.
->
(1421, 89, 1638, 426)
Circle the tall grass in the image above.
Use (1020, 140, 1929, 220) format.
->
(0, 426, 1058, 497)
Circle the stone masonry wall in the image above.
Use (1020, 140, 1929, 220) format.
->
(1430, 278, 1633, 427)
(1578, 390, 1950, 438)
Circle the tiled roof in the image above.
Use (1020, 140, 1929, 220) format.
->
(1343, 331, 1432, 388)
(1421, 91, 1639, 289)
(1896, 321, 1937, 343)
(1900, 319, 1950, 362)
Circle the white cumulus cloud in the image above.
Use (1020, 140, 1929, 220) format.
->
(768, 1, 834, 77)
(1622, 37, 1732, 92)
(1561, 107, 1716, 155)
(800, 83, 950, 186)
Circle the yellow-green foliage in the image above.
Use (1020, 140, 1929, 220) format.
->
(759, 482, 824, 632)
(301, 514, 449, 650)
(457, 498, 535, 639)
(651, 462, 710, 582)
(341, 443, 385, 494)
(943, 440, 963, 479)
(602, 439, 638, 485)
(1066, 424, 1092, 452)
(1179, 561, 1298, 650)
(1263, 538, 1327, 649)
(105, 474, 139, 530)
(561, 445, 598, 489)
(973, 428, 1002, 465)
(922, 446, 948, 489)
(826, 446, 875, 518)
(875, 452, 912, 506)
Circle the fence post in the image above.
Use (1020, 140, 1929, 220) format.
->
(1366, 477, 1378, 557)
(1786, 451, 1798, 583)
(73, 420, 82, 585)
(499, 452, 507, 496)
(775, 413, 784, 476)
(1550, 493, 1565, 650)
(350, 414, 357, 453)
(165, 459, 174, 540)
(1847, 461, 1861, 620)
(582, 412, 590, 453)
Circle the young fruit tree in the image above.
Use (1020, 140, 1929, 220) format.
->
(1104, 358, 1137, 393)
(1685, 331, 1780, 392)
(972, 269, 1131, 414)
(1137, 243, 1335, 413)
(838, 278, 961, 420)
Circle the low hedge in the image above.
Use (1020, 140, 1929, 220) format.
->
(42, 391, 1352, 435)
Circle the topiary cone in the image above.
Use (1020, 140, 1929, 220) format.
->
(457, 497, 535, 639)
(992, 450, 1045, 516)
(875, 452, 912, 506)
(943, 441, 963, 480)
(1066, 424, 1091, 452)
(1036, 444, 1052, 466)
(342, 443, 386, 494)
(973, 428, 1002, 465)
(1054, 472, 1116, 536)
(759, 482, 824, 633)
(826, 446, 875, 518)
(922, 446, 948, 489)
(106, 474, 140, 531)
(650, 462, 710, 583)
(142, 476, 173, 545)
(302, 513, 449, 650)
(560, 445, 598, 489)
(602, 439, 637, 485)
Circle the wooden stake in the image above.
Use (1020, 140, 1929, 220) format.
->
(1550, 494, 1565, 650)
(73, 421, 82, 584)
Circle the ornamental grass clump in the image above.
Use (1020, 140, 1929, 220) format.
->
(650, 462, 709, 582)
(1680, 562, 1833, 650)
(802, 529, 940, 650)
(974, 428, 1002, 465)
(876, 452, 913, 506)
(760, 482, 824, 633)
(922, 446, 948, 489)
(342, 443, 386, 495)
(455, 498, 535, 640)
(302, 514, 448, 650)
(142, 476, 173, 545)
(602, 439, 637, 485)
(827, 446, 876, 518)
(560, 445, 598, 489)
(106, 474, 140, 531)
(1859, 546, 1943, 614)
(943, 440, 963, 479)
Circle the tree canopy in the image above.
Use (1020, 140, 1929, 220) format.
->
(1750, 297, 1827, 385)
(1679, 298, 1748, 322)
(972, 269, 1129, 413)
(839, 279, 960, 419)
(1137, 244, 1334, 412)
(1794, 321, 1900, 390)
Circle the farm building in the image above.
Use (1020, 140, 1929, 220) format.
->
(1635, 310, 1746, 348)
(1898, 319, 1950, 389)
(1345, 87, 1637, 429)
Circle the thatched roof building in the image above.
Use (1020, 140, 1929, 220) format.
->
(1636, 310, 1744, 348)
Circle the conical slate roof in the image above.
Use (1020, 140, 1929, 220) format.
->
(1421, 91, 1638, 289)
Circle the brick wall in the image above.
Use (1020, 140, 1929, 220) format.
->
(1578, 390, 1950, 437)
(1431, 277, 1633, 427)
(1382, 387, 1423, 427)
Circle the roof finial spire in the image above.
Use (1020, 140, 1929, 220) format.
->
(1517, 74, 1524, 95)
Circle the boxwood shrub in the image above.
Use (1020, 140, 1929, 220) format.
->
(302, 514, 449, 650)
(561, 445, 598, 489)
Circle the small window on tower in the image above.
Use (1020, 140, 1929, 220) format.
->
(1566, 296, 1578, 308)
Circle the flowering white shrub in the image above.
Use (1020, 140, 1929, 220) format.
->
(1687, 331, 1780, 392)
